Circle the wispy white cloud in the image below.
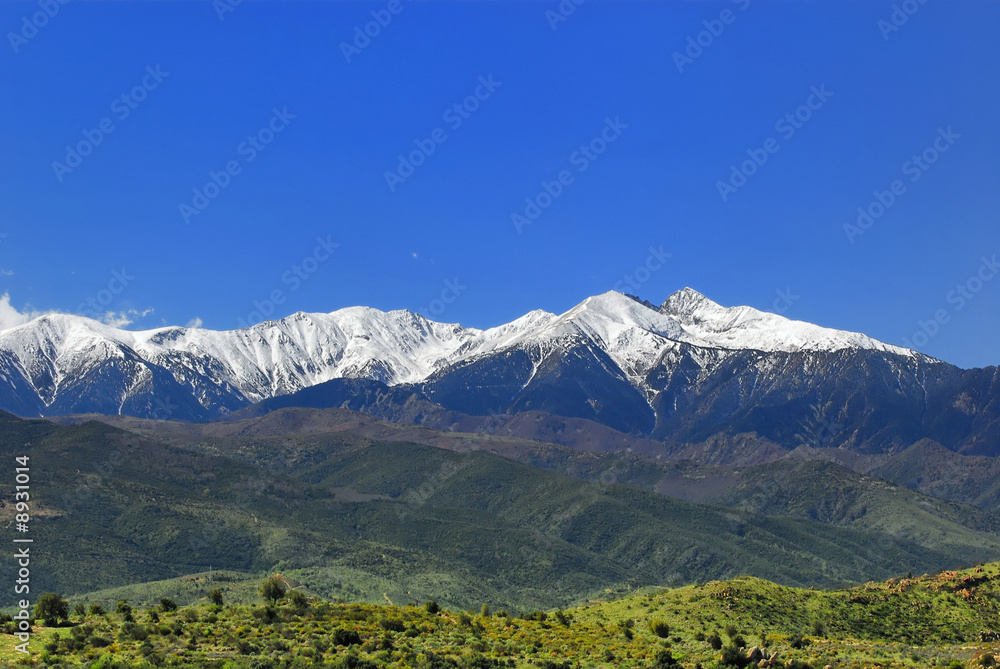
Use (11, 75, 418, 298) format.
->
(0, 293, 44, 331)
(99, 308, 154, 329)
(0, 294, 156, 331)
(186, 317, 203, 329)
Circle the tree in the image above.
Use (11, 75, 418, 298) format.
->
(88, 604, 106, 616)
(210, 588, 224, 607)
(72, 602, 86, 618)
(34, 593, 69, 625)
(260, 576, 287, 603)
(424, 600, 441, 614)
(288, 589, 308, 607)
(160, 598, 178, 612)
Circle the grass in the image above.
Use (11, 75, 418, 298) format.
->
(7, 562, 1000, 667)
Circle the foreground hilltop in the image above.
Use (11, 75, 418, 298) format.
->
(6, 562, 1000, 668)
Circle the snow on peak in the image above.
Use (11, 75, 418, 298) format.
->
(0, 288, 928, 415)
(658, 289, 915, 356)
(659, 287, 719, 316)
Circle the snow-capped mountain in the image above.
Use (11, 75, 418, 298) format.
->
(1, 288, 998, 456)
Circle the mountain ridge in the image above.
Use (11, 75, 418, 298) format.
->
(4, 288, 998, 459)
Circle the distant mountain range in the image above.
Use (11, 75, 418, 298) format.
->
(2, 288, 998, 457)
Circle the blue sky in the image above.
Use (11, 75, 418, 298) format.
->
(0, 1, 998, 368)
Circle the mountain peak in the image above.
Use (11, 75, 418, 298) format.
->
(659, 287, 720, 317)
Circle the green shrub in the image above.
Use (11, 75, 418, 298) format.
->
(260, 576, 287, 603)
(34, 593, 70, 625)
(653, 648, 682, 669)
(332, 627, 362, 646)
(424, 600, 441, 614)
(378, 617, 405, 632)
(720, 644, 750, 668)
(649, 619, 671, 638)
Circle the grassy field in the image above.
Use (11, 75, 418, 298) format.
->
(5, 562, 1000, 668)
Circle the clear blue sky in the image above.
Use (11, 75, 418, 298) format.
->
(0, 1, 998, 368)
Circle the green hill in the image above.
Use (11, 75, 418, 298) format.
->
(9, 562, 1000, 668)
(0, 411, 982, 614)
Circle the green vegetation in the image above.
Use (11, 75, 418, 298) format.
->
(7, 565, 1000, 667)
(1, 412, 986, 616)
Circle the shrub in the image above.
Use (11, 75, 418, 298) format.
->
(260, 576, 287, 603)
(649, 619, 671, 638)
(34, 593, 70, 625)
(720, 644, 750, 668)
(788, 634, 809, 649)
(288, 589, 308, 607)
(89, 604, 106, 616)
(210, 588, 224, 606)
(424, 600, 441, 614)
(812, 620, 826, 637)
(654, 648, 682, 669)
(160, 598, 178, 611)
(378, 617, 406, 632)
(332, 627, 362, 646)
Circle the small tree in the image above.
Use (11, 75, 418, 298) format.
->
(209, 588, 224, 607)
(424, 600, 440, 614)
(34, 593, 69, 625)
(72, 602, 86, 618)
(160, 598, 178, 612)
(260, 576, 287, 603)
(88, 604, 106, 616)
(288, 589, 308, 607)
